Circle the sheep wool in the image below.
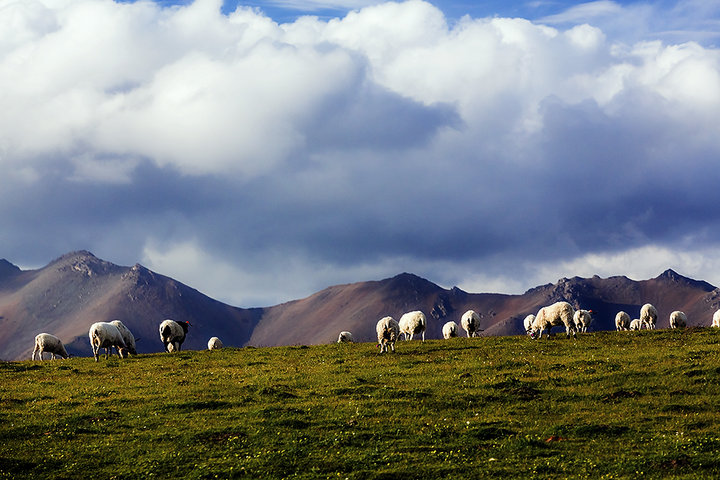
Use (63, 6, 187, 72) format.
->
(531, 301, 577, 339)
(640, 304, 658, 330)
(207, 337, 223, 350)
(615, 311, 631, 331)
(110, 320, 138, 356)
(337, 331, 354, 343)
(669, 311, 687, 329)
(398, 311, 426, 341)
(32, 333, 69, 361)
(376, 316, 399, 354)
(460, 310, 481, 337)
(442, 321, 458, 339)
(89, 322, 127, 362)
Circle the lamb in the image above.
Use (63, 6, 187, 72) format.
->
(32, 333, 69, 361)
(460, 310, 481, 337)
(109, 320, 138, 357)
(398, 310, 426, 341)
(629, 319, 642, 330)
(640, 303, 658, 330)
(523, 315, 535, 335)
(207, 337, 223, 350)
(530, 301, 577, 339)
(337, 331, 354, 343)
(442, 321, 458, 339)
(89, 322, 127, 362)
(376, 316, 400, 353)
(159, 319, 190, 353)
(615, 311, 631, 331)
(669, 311, 687, 329)
(573, 309, 593, 333)
(712, 309, 720, 328)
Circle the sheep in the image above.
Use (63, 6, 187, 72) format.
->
(712, 309, 720, 328)
(460, 310, 481, 337)
(32, 333, 69, 361)
(669, 311, 687, 329)
(523, 315, 535, 335)
(207, 337, 223, 350)
(89, 322, 127, 362)
(376, 316, 400, 353)
(337, 331, 354, 343)
(398, 311, 426, 341)
(159, 319, 190, 353)
(573, 309, 593, 333)
(629, 319, 642, 331)
(615, 311, 631, 331)
(442, 321, 458, 339)
(640, 303, 658, 330)
(530, 301, 577, 339)
(109, 320, 138, 357)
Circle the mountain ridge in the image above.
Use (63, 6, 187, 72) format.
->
(1, 251, 719, 360)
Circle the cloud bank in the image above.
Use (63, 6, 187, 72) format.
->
(1, 0, 720, 306)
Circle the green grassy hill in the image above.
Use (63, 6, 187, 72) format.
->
(3, 329, 720, 479)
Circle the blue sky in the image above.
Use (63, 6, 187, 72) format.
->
(1, 0, 720, 307)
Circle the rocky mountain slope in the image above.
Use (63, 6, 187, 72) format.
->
(2, 251, 719, 360)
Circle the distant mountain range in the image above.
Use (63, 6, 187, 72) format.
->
(2, 250, 720, 361)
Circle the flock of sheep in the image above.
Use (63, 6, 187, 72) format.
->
(338, 302, 720, 354)
(31, 318, 223, 361)
(30, 302, 720, 360)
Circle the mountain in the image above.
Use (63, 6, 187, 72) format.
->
(2, 251, 719, 361)
(0, 251, 262, 361)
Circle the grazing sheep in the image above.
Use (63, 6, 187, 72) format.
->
(109, 320, 138, 357)
(669, 311, 687, 329)
(89, 322, 127, 362)
(523, 315, 535, 335)
(640, 303, 658, 330)
(615, 311, 631, 331)
(159, 319, 190, 353)
(574, 309, 593, 333)
(629, 319, 642, 331)
(207, 337, 223, 350)
(442, 321, 458, 339)
(32, 333, 69, 361)
(337, 331, 354, 343)
(376, 316, 400, 353)
(460, 310, 481, 337)
(530, 301, 577, 339)
(399, 311, 426, 341)
(712, 309, 720, 328)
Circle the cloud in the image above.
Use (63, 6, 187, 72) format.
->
(1, 0, 720, 306)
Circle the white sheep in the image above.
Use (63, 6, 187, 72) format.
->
(523, 315, 535, 335)
(629, 319, 642, 331)
(159, 319, 190, 353)
(712, 309, 720, 328)
(640, 303, 658, 330)
(442, 321, 458, 339)
(109, 320, 138, 356)
(337, 331, 354, 343)
(573, 309, 593, 333)
(89, 322, 127, 362)
(207, 337, 223, 350)
(32, 333, 69, 361)
(530, 301, 577, 339)
(669, 311, 687, 329)
(399, 311, 426, 341)
(460, 310, 481, 337)
(615, 311, 631, 331)
(376, 316, 400, 353)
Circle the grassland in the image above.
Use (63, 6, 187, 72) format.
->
(3, 328, 720, 479)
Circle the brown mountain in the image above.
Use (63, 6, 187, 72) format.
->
(0, 251, 261, 361)
(2, 251, 720, 361)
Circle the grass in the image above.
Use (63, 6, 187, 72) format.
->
(3, 328, 720, 478)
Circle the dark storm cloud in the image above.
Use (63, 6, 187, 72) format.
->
(1, 0, 720, 305)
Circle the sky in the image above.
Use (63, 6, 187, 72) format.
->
(1, 0, 720, 307)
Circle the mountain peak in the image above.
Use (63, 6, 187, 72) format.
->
(0, 259, 21, 280)
(656, 268, 715, 292)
